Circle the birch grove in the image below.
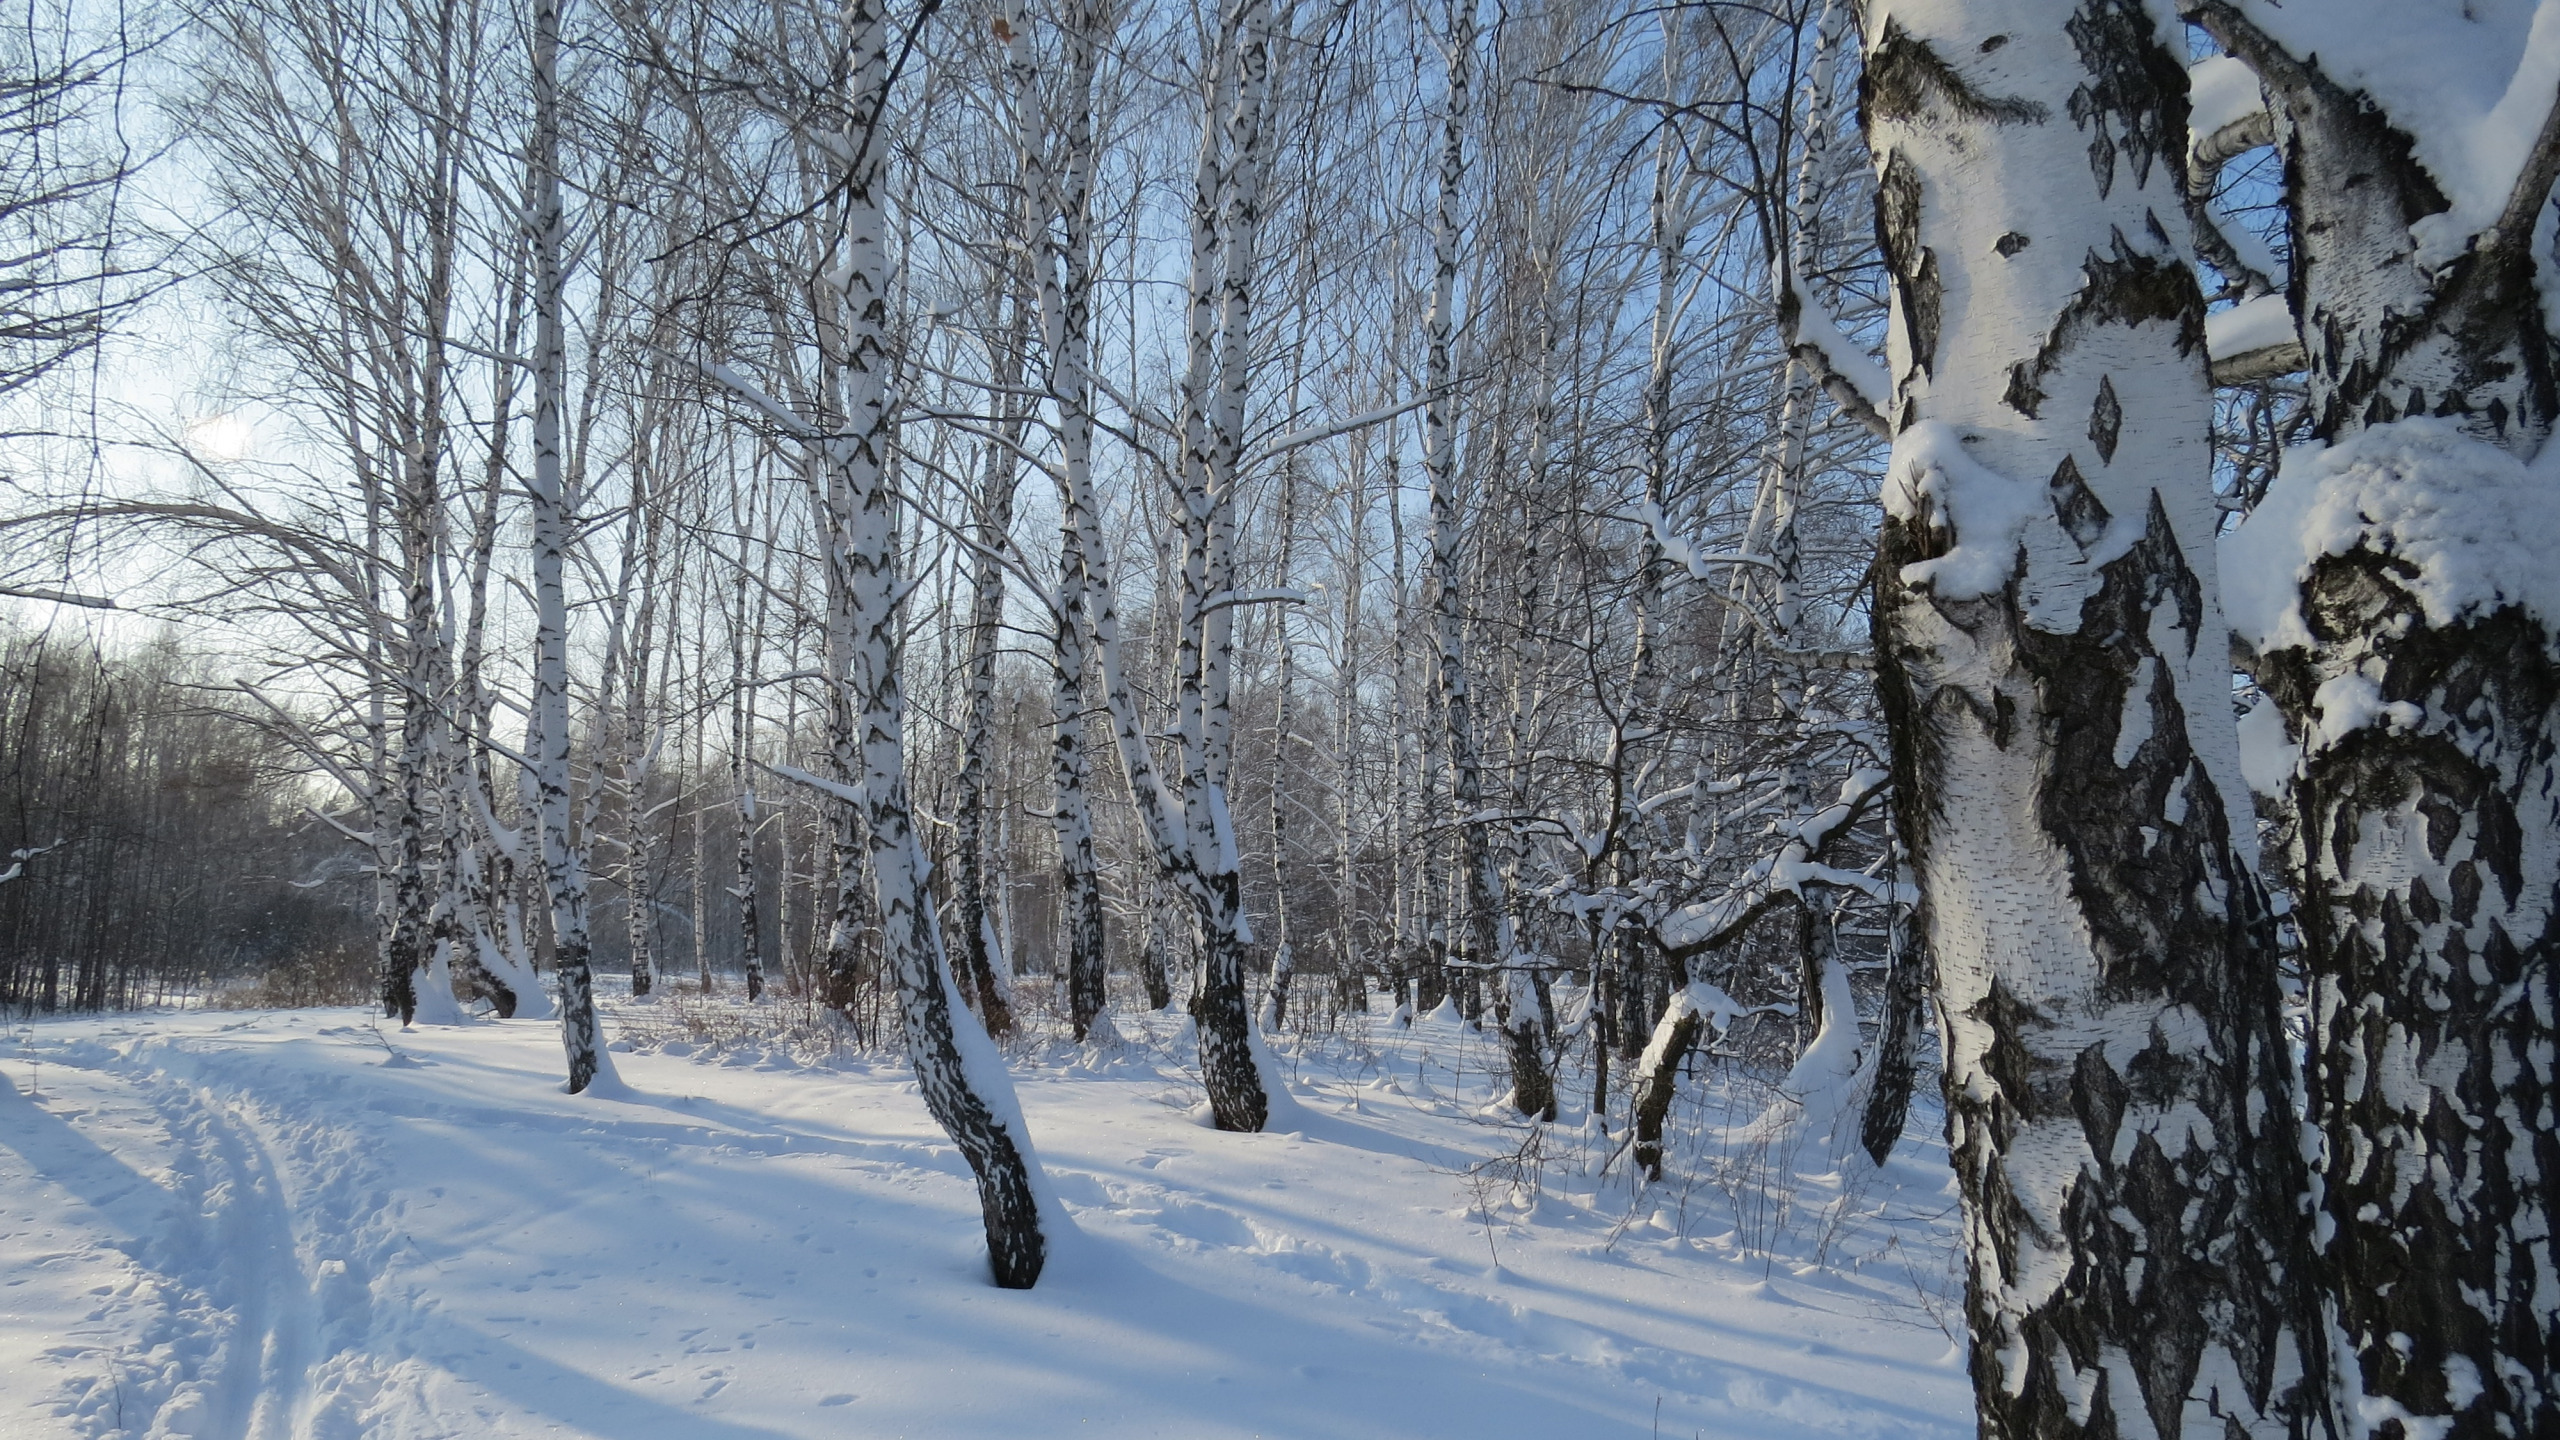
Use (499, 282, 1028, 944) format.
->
(7, 0, 2554, 1421)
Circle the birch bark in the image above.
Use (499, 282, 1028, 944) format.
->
(527, 0, 610, 1092)
(2190, 8, 2560, 1427)
(1861, 4, 2323, 1433)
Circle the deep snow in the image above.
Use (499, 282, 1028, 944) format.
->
(2, 992, 1969, 1439)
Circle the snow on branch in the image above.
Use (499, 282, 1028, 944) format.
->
(1636, 497, 1777, 582)
(0, 837, 65, 884)
(1774, 263, 1892, 441)
(1651, 768, 1893, 957)
(2206, 292, 2305, 385)
(1241, 390, 1437, 470)
(758, 760, 865, 806)
(2187, 54, 2272, 169)
(1197, 587, 1310, 613)
(0, 583, 115, 609)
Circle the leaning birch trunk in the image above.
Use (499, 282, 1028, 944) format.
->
(2190, 7, 2560, 1426)
(1860, 5, 2322, 1434)
(807, 0, 1047, 1286)
(526, 0, 609, 1093)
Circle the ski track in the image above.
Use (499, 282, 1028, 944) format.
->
(3, 1007, 1971, 1439)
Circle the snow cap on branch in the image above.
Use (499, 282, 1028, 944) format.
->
(2233, 0, 2560, 270)
(2222, 416, 2560, 652)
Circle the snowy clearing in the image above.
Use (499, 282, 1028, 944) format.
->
(2, 998, 1968, 1440)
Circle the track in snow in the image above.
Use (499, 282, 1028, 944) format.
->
(2, 1005, 1970, 1439)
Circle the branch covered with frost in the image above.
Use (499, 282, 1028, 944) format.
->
(0, 837, 64, 884)
(758, 760, 864, 806)
(1650, 767, 1894, 957)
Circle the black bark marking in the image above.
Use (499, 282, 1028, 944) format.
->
(2072, 1041, 2128, 1165)
(2065, 0, 2187, 198)
(2049, 455, 2111, 550)
(2448, 860, 2481, 925)
(2004, 361, 2045, 417)
(1861, 911, 1930, 1165)
(1875, 153, 1942, 376)
(1910, 252, 1941, 375)
(1866, 19, 2049, 126)
(2088, 375, 2122, 464)
(2012, 240, 2208, 424)
(1995, 230, 2031, 257)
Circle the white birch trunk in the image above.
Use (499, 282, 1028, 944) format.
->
(527, 0, 610, 1093)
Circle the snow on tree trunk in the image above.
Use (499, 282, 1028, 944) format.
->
(784, 0, 1051, 1285)
(527, 0, 611, 1095)
(1860, 4, 2324, 1434)
(2194, 7, 2560, 1428)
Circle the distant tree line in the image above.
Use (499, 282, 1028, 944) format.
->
(0, 621, 368, 1012)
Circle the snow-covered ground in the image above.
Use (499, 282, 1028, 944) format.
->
(2, 992, 1970, 1439)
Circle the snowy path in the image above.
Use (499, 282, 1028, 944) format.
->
(2, 1006, 1971, 1439)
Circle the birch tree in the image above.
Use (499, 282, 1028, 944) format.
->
(2191, 4, 2560, 1428)
(643, 0, 1057, 1286)
(1857, 3, 2322, 1432)
(523, 0, 612, 1090)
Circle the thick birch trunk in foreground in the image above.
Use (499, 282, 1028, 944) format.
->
(1861, 5, 2321, 1434)
(2194, 8, 2560, 1428)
